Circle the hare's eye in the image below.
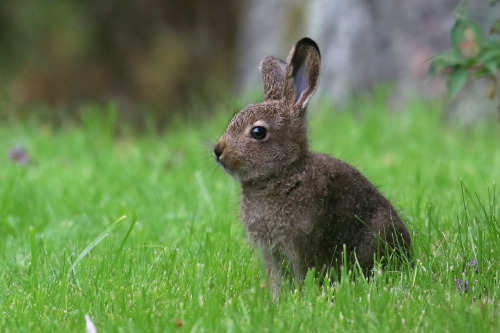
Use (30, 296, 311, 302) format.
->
(250, 126, 267, 140)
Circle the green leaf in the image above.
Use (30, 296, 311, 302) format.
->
(450, 17, 484, 49)
(431, 49, 467, 66)
(447, 68, 468, 101)
(450, 20, 466, 49)
(484, 61, 499, 76)
(429, 49, 468, 76)
(477, 49, 500, 64)
(490, 20, 500, 35)
(428, 61, 440, 76)
(481, 38, 500, 53)
(465, 19, 484, 45)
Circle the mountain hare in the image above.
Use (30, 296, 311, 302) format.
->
(214, 37, 411, 297)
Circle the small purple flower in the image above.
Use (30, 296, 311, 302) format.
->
(454, 277, 462, 291)
(453, 258, 478, 293)
(8, 145, 31, 165)
(468, 259, 478, 273)
(454, 277, 469, 293)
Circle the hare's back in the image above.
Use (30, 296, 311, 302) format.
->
(309, 152, 410, 253)
(308, 152, 400, 230)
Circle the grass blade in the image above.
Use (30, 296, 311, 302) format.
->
(29, 225, 38, 290)
(110, 214, 137, 272)
(69, 215, 128, 275)
(115, 214, 137, 259)
(195, 171, 215, 218)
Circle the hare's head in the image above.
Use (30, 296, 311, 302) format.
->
(214, 38, 321, 184)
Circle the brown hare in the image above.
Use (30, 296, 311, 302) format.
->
(214, 37, 411, 297)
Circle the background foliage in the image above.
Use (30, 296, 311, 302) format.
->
(430, 1, 500, 112)
(1, 0, 499, 126)
(0, 0, 240, 125)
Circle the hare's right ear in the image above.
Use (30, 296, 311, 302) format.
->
(260, 55, 287, 101)
(283, 38, 321, 113)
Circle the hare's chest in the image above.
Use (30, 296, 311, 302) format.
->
(240, 192, 317, 245)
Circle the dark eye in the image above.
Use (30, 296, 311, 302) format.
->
(250, 126, 267, 140)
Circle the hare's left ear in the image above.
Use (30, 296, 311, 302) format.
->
(260, 55, 287, 101)
(283, 38, 321, 113)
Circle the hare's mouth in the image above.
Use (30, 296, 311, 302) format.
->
(216, 159, 228, 172)
(217, 164, 240, 181)
(214, 156, 241, 181)
(214, 154, 233, 174)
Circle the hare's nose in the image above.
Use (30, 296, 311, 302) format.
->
(213, 143, 224, 161)
(213, 147, 222, 160)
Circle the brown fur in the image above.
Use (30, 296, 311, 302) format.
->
(214, 38, 411, 297)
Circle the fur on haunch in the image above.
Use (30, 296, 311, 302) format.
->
(214, 37, 411, 297)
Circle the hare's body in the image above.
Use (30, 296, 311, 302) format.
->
(214, 38, 411, 296)
(241, 152, 409, 293)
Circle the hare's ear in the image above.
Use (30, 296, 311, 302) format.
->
(283, 38, 321, 112)
(260, 55, 287, 101)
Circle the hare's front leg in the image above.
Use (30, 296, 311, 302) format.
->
(263, 249, 282, 300)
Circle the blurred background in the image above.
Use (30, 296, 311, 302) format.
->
(0, 0, 498, 126)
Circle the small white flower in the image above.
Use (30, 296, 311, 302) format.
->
(85, 314, 97, 333)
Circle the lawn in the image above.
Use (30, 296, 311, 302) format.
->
(1, 95, 499, 332)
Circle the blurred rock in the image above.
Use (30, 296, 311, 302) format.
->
(236, 0, 500, 121)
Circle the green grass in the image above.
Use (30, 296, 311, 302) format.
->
(1, 95, 499, 332)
